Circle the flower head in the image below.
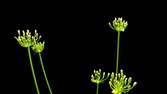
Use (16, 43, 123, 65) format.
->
(32, 41, 45, 53)
(109, 69, 137, 94)
(108, 17, 128, 32)
(91, 69, 110, 84)
(14, 29, 41, 48)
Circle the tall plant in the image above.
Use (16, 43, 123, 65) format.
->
(15, 29, 52, 94)
(91, 17, 137, 94)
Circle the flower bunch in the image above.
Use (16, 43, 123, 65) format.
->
(109, 70, 137, 94)
(91, 69, 110, 84)
(108, 17, 128, 32)
(14, 30, 41, 48)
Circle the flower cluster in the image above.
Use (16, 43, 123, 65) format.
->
(91, 69, 110, 84)
(108, 17, 128, 32)
(15, 29, 45, 53)
(109, 70, 137, 94)
(32, 42, 45, 53)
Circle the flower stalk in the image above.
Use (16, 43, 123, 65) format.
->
(116, 31, 120, 73)
(38, 53, 52, 94)
(28, 47, 40, 94)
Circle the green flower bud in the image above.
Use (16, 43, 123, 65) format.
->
(132, 82, 137, 87)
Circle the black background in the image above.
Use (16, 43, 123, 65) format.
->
(1, 1, 166, 94)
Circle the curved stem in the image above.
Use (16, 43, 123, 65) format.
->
(27, 47, 40, 94)
(116, 32, 121, 73)
(96, 83, 99, 94)
(39, 53, 52, 94)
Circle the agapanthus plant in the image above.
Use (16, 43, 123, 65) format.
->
(91, 17, 137, 94)
(108, 17, 128, 73)
(32, 41, 53, 94)
(15, 29, 52, 94)
(108, 17, 137, 94)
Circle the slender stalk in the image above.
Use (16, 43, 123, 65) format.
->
(27, 47, 40, 94)
(96, 83, 99, 94)
(116, 32, 121, 73)
(39, 53, 52, 94)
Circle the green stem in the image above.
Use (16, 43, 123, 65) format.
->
(116, 32, 121, 73)
(27, 47, 40, 94)
(39, 53, 52, 94)
(96, 83, 99, 94)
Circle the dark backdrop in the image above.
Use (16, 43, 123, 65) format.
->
(1, 3, 166, 94)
